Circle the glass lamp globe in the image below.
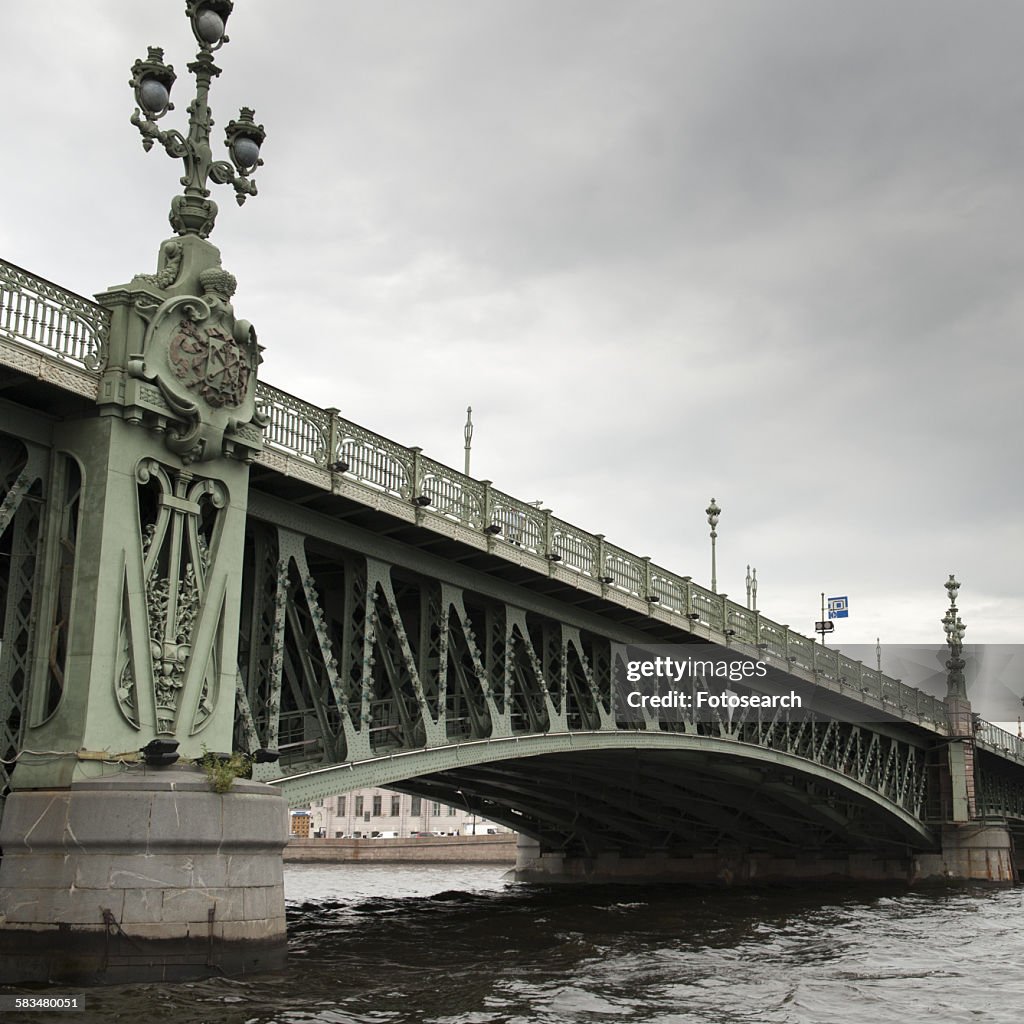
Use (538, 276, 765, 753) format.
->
(231, 136, 261, 172)
(139, 78, 170, 115)
(195, 9, 226, 44)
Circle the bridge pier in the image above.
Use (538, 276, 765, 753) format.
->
(0, 231, 287, 983)
(913, 824, 1016, 884)
(0, 767, 287, 983)
(515, 827, 1017, 886)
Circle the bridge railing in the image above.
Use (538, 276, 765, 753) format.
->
(976, 720, 1024, 760)
(248, 379, 961, 732)
(256, 383, 332, 464)
(0, 258, 108, 371)
(0, 258, 1007, 746)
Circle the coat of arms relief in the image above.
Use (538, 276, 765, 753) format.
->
(129, 262, 266, 463)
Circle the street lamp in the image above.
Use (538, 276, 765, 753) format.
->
(706, 498, 721, 593)
(129, 0, 266, 239)
(942, 574, 967, 701)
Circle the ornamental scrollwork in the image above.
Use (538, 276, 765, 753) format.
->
(114, 460, 228, 735)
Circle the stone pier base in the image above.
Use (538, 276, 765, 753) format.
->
(913, 824, 1017, 884)
(514, 826, 1018, 886)
(0, 766, 289, 984)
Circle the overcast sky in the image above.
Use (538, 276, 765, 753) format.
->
(3, 2, 1022, 655)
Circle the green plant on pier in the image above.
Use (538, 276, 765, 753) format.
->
(198, 749, 250, 794)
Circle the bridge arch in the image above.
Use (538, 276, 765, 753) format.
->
(271, 730, 935, 858)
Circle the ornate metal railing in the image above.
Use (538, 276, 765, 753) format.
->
(976, 720, 1024, 759)
(0, 258, 108, 371)
(2, 257, 1021, 757)
(245, 378, 965, 733)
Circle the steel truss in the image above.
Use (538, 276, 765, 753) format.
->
(0, 433, 76, 805)
(976, 752, 1024, 820)
(236, 524, 935, 849)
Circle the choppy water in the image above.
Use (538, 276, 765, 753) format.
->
(5, 864, 1024, 1023)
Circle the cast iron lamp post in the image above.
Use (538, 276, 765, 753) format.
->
(942, 574, 967, 702)
(129, 0, 266, 239)
(706, 498, 721, 593)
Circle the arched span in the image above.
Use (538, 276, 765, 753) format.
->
(268, 730, 935, 855)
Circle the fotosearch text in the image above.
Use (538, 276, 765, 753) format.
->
(624, 690, 802, 710)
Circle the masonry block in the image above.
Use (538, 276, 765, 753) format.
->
(0, 767, 288, 983)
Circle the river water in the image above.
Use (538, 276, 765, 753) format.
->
(5, 864, 1024, 1023)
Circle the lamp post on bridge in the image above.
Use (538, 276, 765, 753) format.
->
(942, 574, 967, 703)
(706, 498, 721, 593)
(940, 573, 978, 825)
(0, 1, 287, 984)
(129, 0, 266, 239)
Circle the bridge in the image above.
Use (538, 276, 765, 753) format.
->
(1, 249, 1023, 973)
(1, 2, 1023, 986)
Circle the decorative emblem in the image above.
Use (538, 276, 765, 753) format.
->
(169, 308, 253, 408)
(128, 264, 265, 462)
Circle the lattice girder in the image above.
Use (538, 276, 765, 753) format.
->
(246, 531, 940, 835)
(0, 440, 46, 803)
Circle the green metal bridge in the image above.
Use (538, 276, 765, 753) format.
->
(2, 255, 1024, 870)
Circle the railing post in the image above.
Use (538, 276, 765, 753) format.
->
(682, 575, 693, 618)
(595, 533, 606, 581)
(410, 446, 423, 503)
(481, 479, 493, 531)
(542, 508, 554, 560)
(720, 594, 729, 633)
(325, 406, 340, 469)
(642, 556, 652, 602)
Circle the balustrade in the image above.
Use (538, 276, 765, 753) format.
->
(0, 258, 108, 370)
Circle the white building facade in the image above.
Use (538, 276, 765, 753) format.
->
(297, 788, 510, 838)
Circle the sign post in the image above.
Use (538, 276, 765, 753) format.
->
(817, 593, 848, 641)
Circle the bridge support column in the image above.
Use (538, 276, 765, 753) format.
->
(0, 236, 280, 983)
(0, 767, 287, 984)
(913, 824, 1016, 884)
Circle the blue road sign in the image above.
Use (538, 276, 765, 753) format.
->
(827, 596, 849, 619)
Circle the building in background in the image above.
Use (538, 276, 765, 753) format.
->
(292, 788, 510, 838)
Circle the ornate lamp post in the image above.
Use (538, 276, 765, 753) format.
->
(464, 406, 473, 476)
(940, 573, 981, 825)
(942, 573, 967, 702)
(706, 498, 721, 593)
(129, 1, 266, 239)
